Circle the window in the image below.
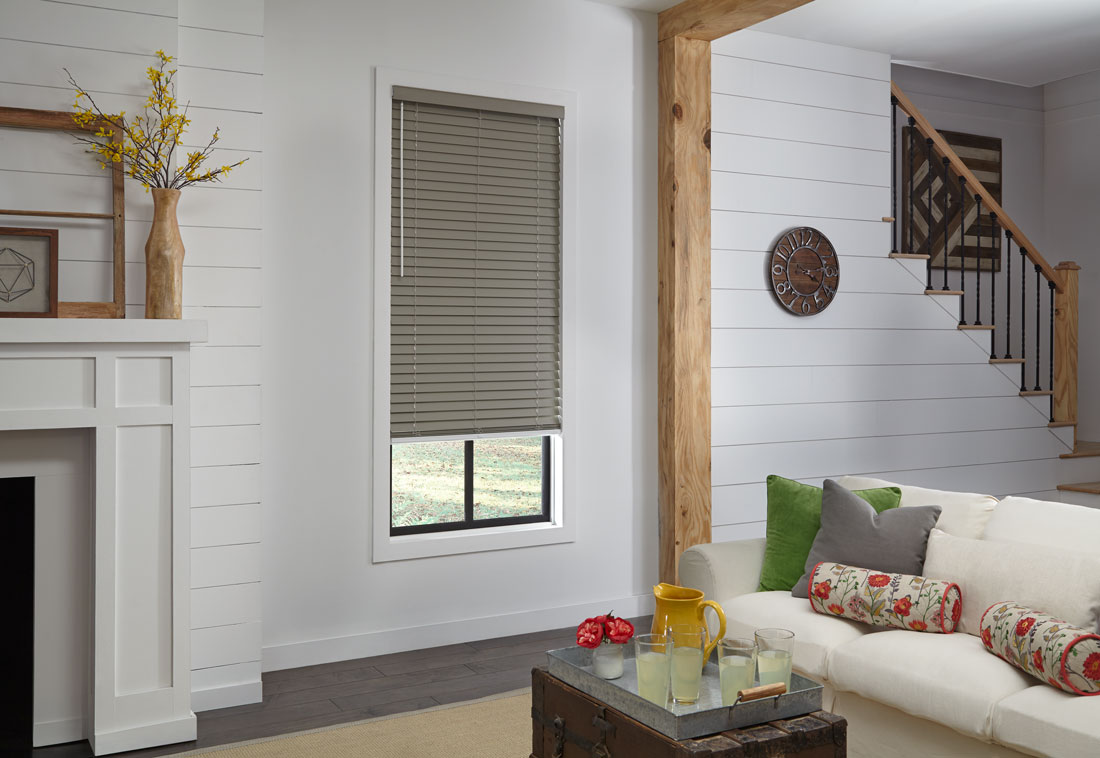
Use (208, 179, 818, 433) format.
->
(388, 86, 563, 537)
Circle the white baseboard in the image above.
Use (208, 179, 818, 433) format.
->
(34, 716, 84, 747)
(262, 591, 656, 672)
(91, 713, 196, 756)
(192, 680, 264, 712)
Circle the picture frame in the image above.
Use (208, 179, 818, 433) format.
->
(0, 227, 59, 318)
(0, 105, 125, 317)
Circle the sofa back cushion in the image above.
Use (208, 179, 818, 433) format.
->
(922, 528, 1100, 635)
(984, 495, 1100, 554)
(835, 475, 997, 539)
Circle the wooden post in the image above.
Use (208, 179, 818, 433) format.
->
(655, 0, 816, 584)
(1054, 261, 1080, 425)
(658, 35, 712, 584)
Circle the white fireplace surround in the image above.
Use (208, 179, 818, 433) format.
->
(0, 320, 206, 755)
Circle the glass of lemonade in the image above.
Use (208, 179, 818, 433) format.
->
(754, 628, 795, 692)
(717, 638, 757, 706)
(669, 624, 706, 705)
(634, 634, 671, 707)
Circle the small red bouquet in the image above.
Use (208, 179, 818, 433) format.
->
(576, 612, 635, 649)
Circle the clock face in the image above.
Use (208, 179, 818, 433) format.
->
(769, 227, 839, 316)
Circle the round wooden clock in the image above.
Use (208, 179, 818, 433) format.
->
(769, 227, 839, 316)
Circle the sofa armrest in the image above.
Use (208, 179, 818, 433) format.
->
(679, 538, 766, 602)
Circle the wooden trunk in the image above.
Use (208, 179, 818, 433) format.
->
(531, 667, 846, 758)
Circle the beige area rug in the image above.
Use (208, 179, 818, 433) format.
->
(178, 689, 532, 758)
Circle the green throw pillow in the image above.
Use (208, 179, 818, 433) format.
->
(757, 475, 902, 592)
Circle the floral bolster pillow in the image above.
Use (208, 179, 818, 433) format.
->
(808, 562, 962, 633)
(981, 601, 1100, 695)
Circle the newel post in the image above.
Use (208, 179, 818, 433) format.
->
(1053, 261, 1080, 424)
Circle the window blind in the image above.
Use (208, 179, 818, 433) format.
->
(390, 87, 563, 441)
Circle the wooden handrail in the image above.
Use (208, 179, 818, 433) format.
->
(892, 82, 1063, 292)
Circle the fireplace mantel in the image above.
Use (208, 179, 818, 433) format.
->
(0, 319, 207, 754)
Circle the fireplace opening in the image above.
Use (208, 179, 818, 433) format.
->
(0, 476, 34, 753)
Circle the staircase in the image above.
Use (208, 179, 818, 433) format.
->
(888, 82, 1098, 502)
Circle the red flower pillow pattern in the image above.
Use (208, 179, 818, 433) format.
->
(980, 601, 1100, 695)
(808, 562, 962, 633)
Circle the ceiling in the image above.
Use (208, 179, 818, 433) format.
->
(591, 0, 1100, 87)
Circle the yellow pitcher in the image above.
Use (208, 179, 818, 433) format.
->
(651, 583, 727, 663)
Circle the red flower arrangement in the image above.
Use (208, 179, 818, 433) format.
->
(576, 612, 635, 649)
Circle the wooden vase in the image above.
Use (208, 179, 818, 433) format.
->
(145, 188, 184, 319)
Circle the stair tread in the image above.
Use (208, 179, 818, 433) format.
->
(1061, 441, 1100, 460)
(889, 253, 930, 260)
(1058, 481, 1100, 494)
(959, 324, 995, 330)
(1020, 390, 1053, 396)
(990, 358, 1024, 364)
(1048, 420, 1077, 428)
(926, 289, 964, 295)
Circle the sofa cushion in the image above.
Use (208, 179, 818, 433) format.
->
(792, 479, 940, 598)
(719, 590, 876, 680)
(828, 630, 1035, 740)
(923, 529, 1100, 634)
(984, 496, 1100, 554)
(759, 475, 902, 592)
(835, 475, 997, 539)
(993, 685, 1100, 758)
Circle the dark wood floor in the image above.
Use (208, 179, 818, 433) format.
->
(35, 616, 650, 757)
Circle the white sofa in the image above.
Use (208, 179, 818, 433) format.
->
(680, 476, 1100, 758)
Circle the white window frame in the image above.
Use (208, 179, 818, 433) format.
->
(371, 67, 577, 563)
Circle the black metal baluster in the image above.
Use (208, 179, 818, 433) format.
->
(942, 157, 950, 291)
(926, 138, 934, 289)
(989, 212, 998, 357)
(974, 195, 983, 325)
(959, 178, 967, 325)
(1048, 279, 1056, 421)
(1020, 247, 1028, 391)
(1004, 231, 1013, 359)
(891, 96, 898, 254)
(907, 118, 916, 254)
(1034, 264, 1042, 391)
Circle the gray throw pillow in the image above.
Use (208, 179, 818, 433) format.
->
(791, 479, 942, 598)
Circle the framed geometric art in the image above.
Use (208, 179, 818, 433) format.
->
(0, 227, 58, 318)
(902, 128, 1003, 272)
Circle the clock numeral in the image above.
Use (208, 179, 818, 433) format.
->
(776, 281, 792, 295)
(813, 290, 826, 308)
(775, 247, 791, 263)
(824, 266, 838, 279)
(801, 299, 812, 314)
(823, 283, 837, 298)
(772, 264, 785, 277)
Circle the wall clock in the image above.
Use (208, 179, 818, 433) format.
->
(769, 227, 839, 316)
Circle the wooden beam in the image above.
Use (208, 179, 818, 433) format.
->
(658, 35, 712, 583)
(1054, 261, 1080, 424)
(659, 0, 813, 42)
(892, 83, 1062, 291)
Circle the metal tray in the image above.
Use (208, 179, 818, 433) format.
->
(546, 645, 823, 740)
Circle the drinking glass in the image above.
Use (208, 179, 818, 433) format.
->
(717, 638, 757, 706)
(669, 623, 705, 705)
(634, 633, 671, 706)
(754, 628, 795, 692)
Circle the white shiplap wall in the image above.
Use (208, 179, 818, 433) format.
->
(0, 0, 263, 710)
(709, 31, 1071, 541)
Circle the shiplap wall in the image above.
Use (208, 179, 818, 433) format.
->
(0, 0, 263, 710)
(709, 31, 1072, 541)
